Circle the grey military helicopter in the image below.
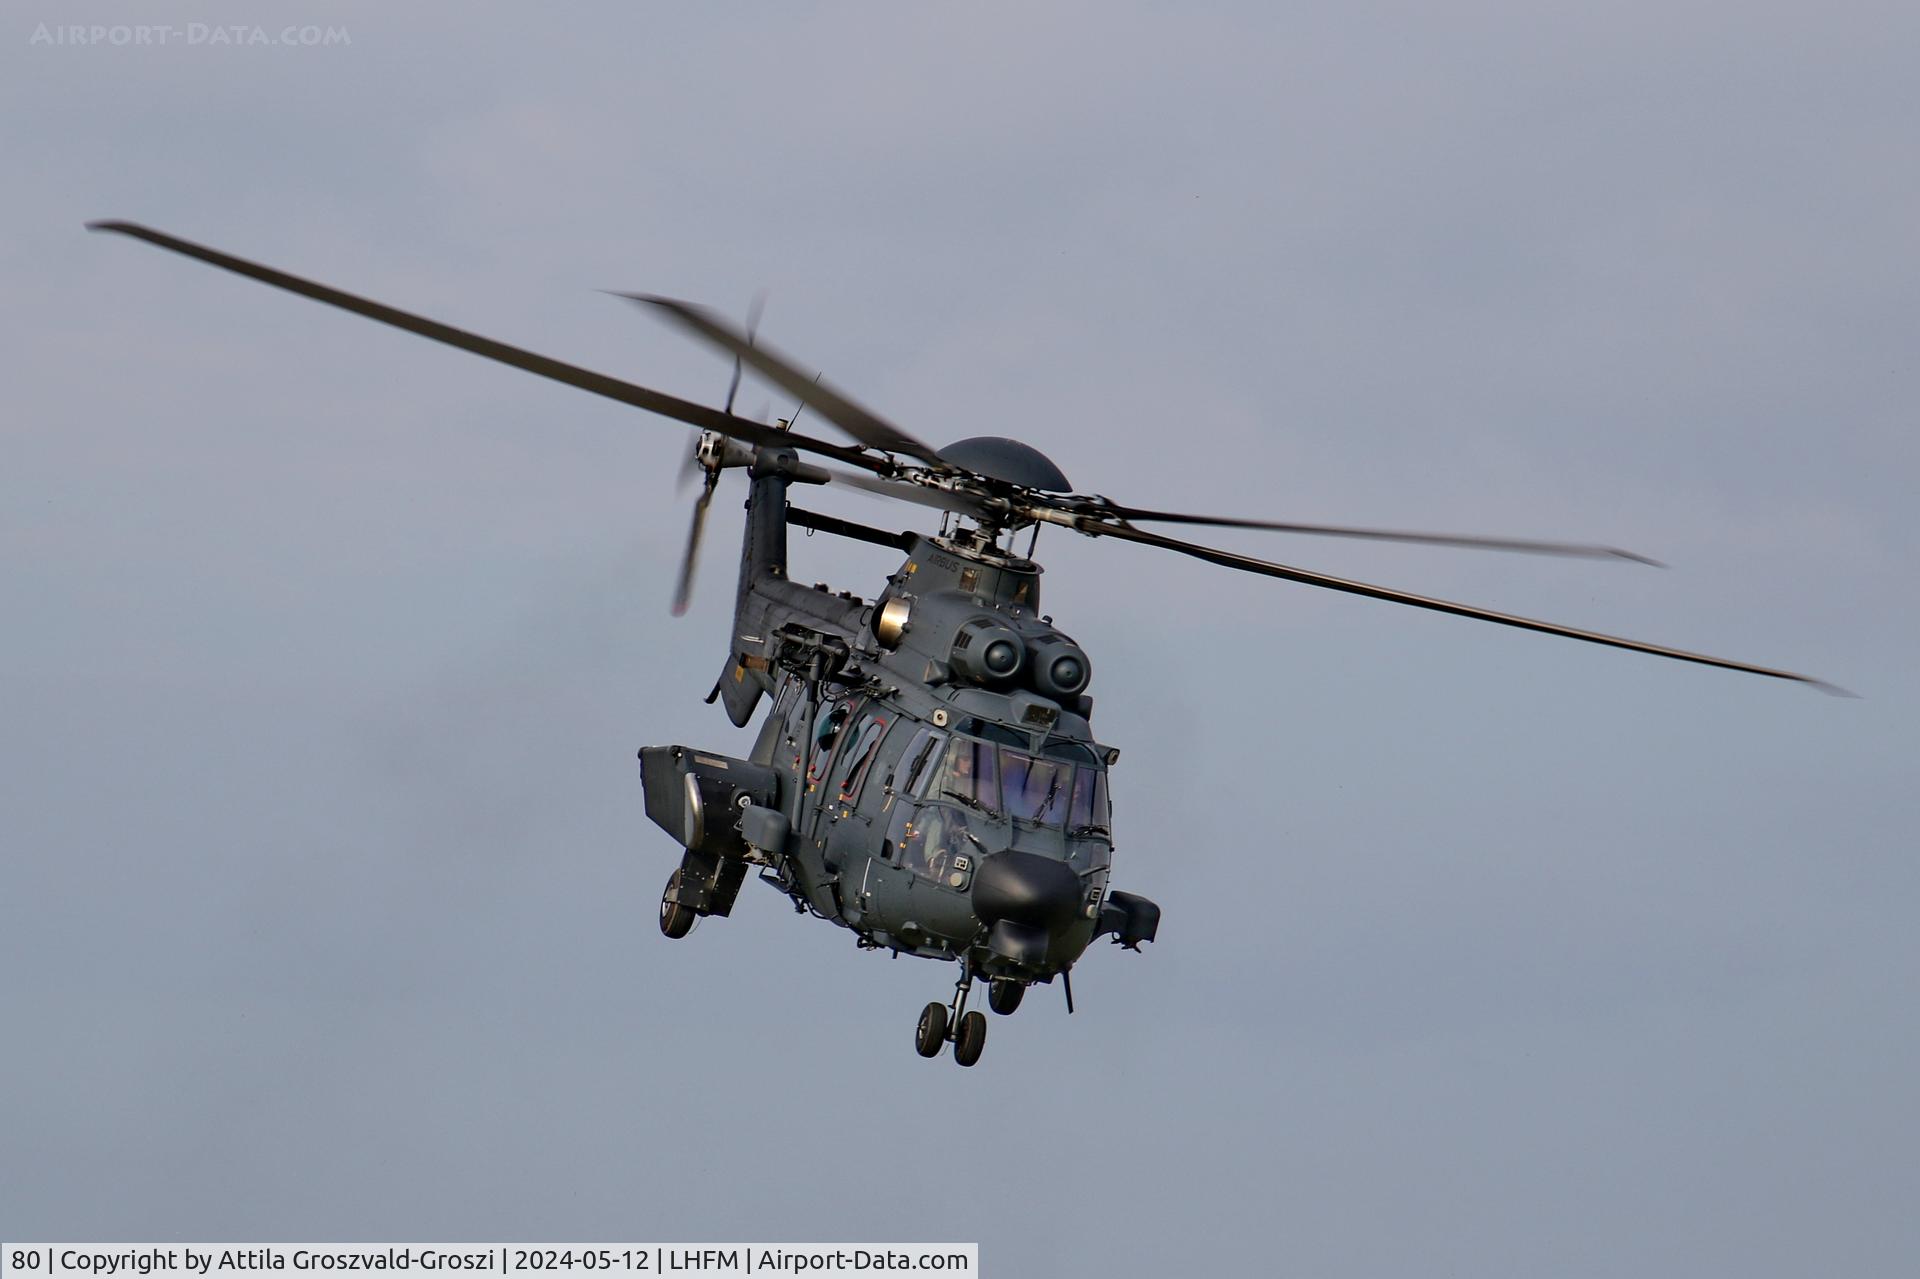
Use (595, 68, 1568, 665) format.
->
(90, 221, 1843, 1067)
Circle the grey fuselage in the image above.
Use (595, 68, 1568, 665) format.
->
(641, 446, 1154, 984)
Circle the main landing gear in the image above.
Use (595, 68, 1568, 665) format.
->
(916, 962, 991, 1067)
(658, 869, 696, 939)
(656, 853, 749, 941)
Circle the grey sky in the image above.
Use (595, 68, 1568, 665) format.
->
(4, 3, 1916, 1274)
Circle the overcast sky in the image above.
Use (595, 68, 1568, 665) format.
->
(4, 3, 1917, 1274)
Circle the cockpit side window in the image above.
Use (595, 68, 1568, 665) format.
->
(894, 728, 947, 799)
(886, 798, 978, 888)
(938, 737, 1000, 815)
(1069, 765, 1111, 835)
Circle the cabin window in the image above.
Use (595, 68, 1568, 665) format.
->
(807, 699, 854, 784)
(837, 714, 890, 802)
(814, 700, 850, 750)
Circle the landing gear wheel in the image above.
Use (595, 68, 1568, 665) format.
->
(953, 1010, 987, 1067)
(988, 979, 1025, 1015)
(658, 870, 696, 940)
(915, 1002, 948, 1058)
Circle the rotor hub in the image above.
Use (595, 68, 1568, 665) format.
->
(937, 436, 1072, 493)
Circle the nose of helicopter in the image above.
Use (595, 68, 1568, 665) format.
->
(971, 849, 1083, 931)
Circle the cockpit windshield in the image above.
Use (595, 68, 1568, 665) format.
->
(931, 732, 1110, 836)
(1000, 750, 1071, 825)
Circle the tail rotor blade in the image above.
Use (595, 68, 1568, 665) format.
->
(676, 434, 704, 494)
(671, 471, 720, 617)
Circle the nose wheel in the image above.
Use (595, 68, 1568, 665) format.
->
(988, 978, 1025, 1015)
(912, 962, 990, 1066)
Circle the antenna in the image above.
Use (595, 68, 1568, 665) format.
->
(786, 371, 824, 431)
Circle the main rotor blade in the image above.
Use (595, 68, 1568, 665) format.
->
(87, 221, 883, 472)
(1083, 520, 1847, 694)
(722, 289, 767, 417)
(824, 468, 1001, 523)
(621, 294, 947, 467)
(1086, 503, 1663, 566)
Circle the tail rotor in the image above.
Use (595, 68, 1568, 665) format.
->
(670, 293, 766, 615)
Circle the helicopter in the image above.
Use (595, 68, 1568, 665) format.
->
(89, 221, 1844, 1067)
